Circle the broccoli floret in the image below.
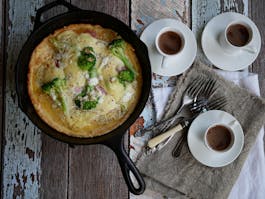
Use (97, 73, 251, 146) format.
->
(41, 78, 67, 113)
(117, 70, 135, 86)
(109, 39, 137, 75)
(88, 67, 97, 78)
(74, 85, 98, 110)
(74, 99, 81, 108)
(81, 46, 94, 55)
(77, 53, 96, 71)
(78, 85, 93, 98)
(77, 46, 97, 71)
(75, 99, 98, 110)
(82, 100, 98, 110)
(42, 78, 65, 92)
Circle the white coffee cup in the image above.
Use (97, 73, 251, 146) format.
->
(204, 123, 235, 153)
(155, 27, 185, 67)
(219, 21, 257, 54)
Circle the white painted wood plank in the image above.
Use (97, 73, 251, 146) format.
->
(3, 1, 43, 198)
(192, 0, 221, 65)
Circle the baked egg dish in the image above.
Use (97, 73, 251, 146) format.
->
(28, 24, 142, 137)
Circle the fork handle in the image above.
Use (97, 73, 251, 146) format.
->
(172, 133, 186, 157)
(147, 124, 183, 149)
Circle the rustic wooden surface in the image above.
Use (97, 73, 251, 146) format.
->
(0, 0, 4, 197)
(250, 0, 265, 97)
(1, 0, 265, 199)
(3, 1, 43, 199)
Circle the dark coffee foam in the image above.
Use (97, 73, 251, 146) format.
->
(206, 125, 232, 151)
(226, 24, 250, 47)
(158, 31, 182, 55)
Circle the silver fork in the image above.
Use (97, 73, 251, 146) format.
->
(147, 97, 208, 149)
(137, 76, 217, 138)
(167, 77, 213, 119)
(172, 95, 227, 157)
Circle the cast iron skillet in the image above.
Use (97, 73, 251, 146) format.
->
(15, 0, 151, 195)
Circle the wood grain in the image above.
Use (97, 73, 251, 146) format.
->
(39, 1, 70, 198)
(249, 0, 265, 97)
(69, 145, 128, 199)
(40, 134, 68, 199)
(68, 1, 129, 198)
(2, 1, 44, 198)
(192, 0, 221, 65)
(0, 0, 4, 198)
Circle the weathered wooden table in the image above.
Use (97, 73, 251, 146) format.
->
(1, 0, 264, 198)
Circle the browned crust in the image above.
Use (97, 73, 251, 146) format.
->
(28, 24, 142, 138)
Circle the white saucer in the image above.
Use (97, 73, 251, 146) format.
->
(140, 19, 197, 76)
(187, 110, 244, 167)
(201, 12, 261, 71)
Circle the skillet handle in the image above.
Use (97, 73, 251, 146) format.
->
(105, 135, 145, 195)
(34, 0, 80, 30)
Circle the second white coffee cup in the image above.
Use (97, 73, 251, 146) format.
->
(218, 21, 257, 54)
(155, 27, 185, 68)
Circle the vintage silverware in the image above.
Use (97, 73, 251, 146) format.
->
(147, 97, 208, 149)
(144, 76, 219, 153)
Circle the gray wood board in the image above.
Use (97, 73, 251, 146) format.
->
(0, 0, 4, 197)
(68, 145, 128, 199)
(68, 0, 129, 198)
(3, 1, 45, 198)
(249, 0, 265, 98)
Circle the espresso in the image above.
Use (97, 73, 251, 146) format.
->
(226, 24, 250, 47)
(206, 125, 232, 151)
(158, 31, 182, 55)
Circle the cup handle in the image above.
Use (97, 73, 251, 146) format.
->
(160, 56, 166, 68)
(228, 120, 237, 127)
(242, 46, 257, 54)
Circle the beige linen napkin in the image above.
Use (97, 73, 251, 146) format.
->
(136, 61, 265, 199)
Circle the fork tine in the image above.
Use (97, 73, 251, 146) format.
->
(185, 77, 202, 94)
(211, 100, 227, 110)
(208, 97, 227, 110)
(187, 77, 205, 98)
(204, 79, 217, 97)
(188, 98, 208, 113)
(186, 76, 218, 99)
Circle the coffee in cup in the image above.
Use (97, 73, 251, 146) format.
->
(219, 21, 256, 54)
(155, 27, 185, 57)
(226, 24, 251, 47)
(158, 31, 183, 55)
(204, 124, 235, 152)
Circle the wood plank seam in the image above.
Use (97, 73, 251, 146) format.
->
(67, 146, 70, 199)
(0, 0, 7, 198)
